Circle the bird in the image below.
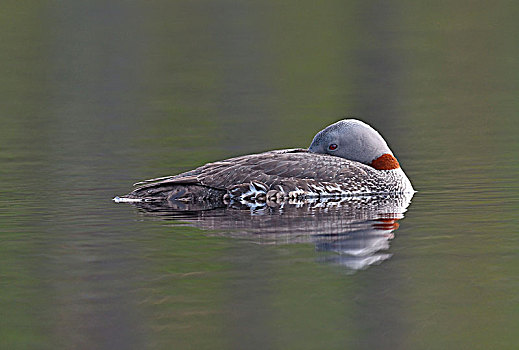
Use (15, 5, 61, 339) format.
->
(115, 119, 414, 206)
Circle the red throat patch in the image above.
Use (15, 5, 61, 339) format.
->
(370, 153, 400, 170)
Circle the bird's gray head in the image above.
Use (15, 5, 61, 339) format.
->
(308, 119, 400, 170)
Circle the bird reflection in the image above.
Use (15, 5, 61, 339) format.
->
(129, 193, 414, 271)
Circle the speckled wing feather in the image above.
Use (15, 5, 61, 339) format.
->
(130, 148, 380, 197)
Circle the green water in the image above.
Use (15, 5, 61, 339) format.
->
(1, 1, 518, 349)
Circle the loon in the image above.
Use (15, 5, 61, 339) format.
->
(116, 119, 414, 205)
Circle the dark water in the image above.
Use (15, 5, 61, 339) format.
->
(1, 1, 518, 349)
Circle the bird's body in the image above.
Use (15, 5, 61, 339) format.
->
(117, 119, 414, 206)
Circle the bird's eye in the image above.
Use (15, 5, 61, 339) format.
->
(328, 144, 338, 151)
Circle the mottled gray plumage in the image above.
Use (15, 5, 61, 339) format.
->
(121, 119, 414, 205)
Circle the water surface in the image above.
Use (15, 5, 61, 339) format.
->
(1, 1, 518, 349)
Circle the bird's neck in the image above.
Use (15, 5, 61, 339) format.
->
(370, 153, 400, 170)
